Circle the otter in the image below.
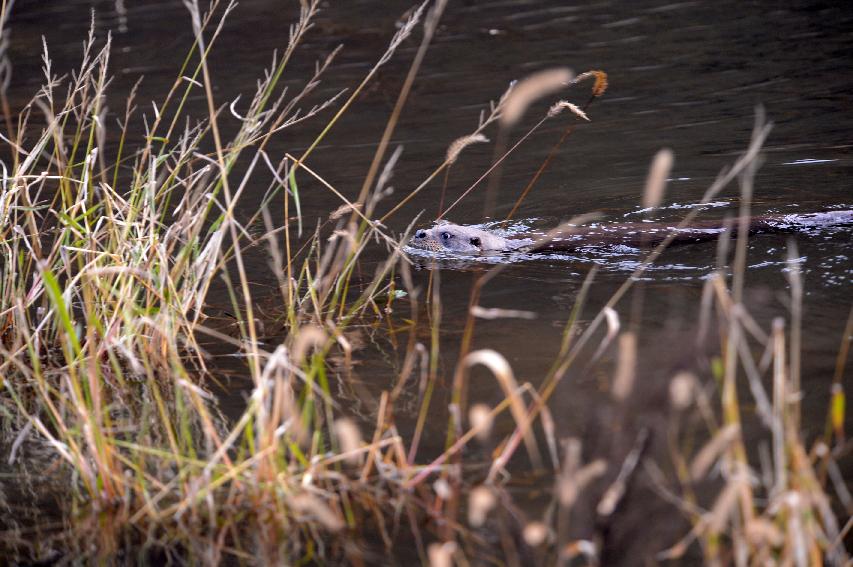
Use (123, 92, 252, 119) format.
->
(408, 210, 853, 255)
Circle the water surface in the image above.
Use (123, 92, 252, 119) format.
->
(4, 0, 852, 562)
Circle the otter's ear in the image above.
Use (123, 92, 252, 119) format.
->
(470, 237, 481, 248)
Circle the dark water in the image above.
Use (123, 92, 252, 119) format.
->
(5, 0, 853, 561)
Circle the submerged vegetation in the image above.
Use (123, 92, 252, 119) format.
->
(0, 0, 849, 564)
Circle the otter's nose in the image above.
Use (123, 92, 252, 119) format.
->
(415, 230, 427, 239)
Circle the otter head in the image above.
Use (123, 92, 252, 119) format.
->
(409, 223, 510, 254)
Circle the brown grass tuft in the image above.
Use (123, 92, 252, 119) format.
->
(573, 69, 609, 97)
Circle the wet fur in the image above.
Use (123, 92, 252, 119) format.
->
(409, 211, 853, 255)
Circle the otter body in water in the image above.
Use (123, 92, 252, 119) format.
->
(408, 211, 853, 255)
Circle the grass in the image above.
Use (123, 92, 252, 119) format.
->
(0, 1, 849, 564)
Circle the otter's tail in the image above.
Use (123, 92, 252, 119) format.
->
(754, 210, 853, 233)
(668, 210, 853, 245)
(532, 209, 853, 252)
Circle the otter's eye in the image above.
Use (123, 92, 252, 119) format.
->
(470, 237, 481, 247)
(441, 232, 451, 240)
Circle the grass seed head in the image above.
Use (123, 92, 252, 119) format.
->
(468, 485, 497, 527)
(446, 133, 489, 165)
(428, 542, 457, 567)
(333, 418, 363, 463)
(548, 100, 589, 121)
(573, 69, 609, 97)
(290, 493, 345, 532)
(642, 148, 674, 209)
(468, 403, 494, 441)
(669, 371, 696, 410)
(500, 67, 573, 128)
(522, 522, 550, 547)
(612, 332, 637, 402)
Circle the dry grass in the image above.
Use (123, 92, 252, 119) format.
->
(0, 1, 848, 565)
(0, 1, 427, 561)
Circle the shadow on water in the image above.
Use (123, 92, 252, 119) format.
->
(2, 0, 851, 563)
